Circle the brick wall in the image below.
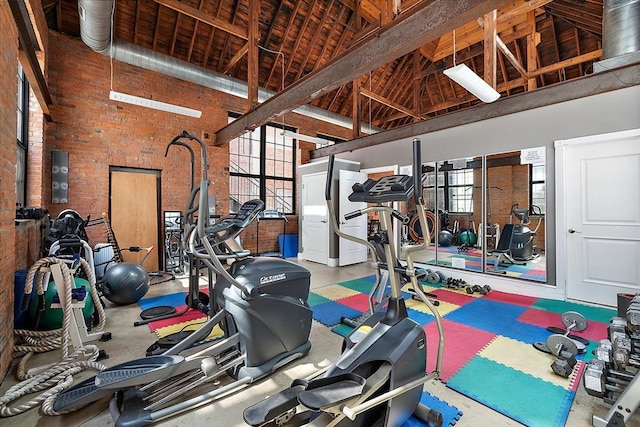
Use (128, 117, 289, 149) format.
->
(0, 28, 352, 379)
(0, 1, 18, 378)
(44, 32, 349, 261)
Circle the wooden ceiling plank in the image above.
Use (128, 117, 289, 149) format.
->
(215, 0, 513, 145)
(575, 27, 583, 76)
(133, 0, 141, 44)
(202, 1, 225, 68)
(545, 10, 601, 38)
(382, 58, 419, 119)
(296, 0, 336, 81)
(248, 0, 260, 110)
(152, 3, 162, 51)
(264, 1, 304, 90)
(216, 2, 242, 71)
(312, 4, 347, 71)
(283, 1, 319, 79)
(169, 12, 180, 56)
(152, 0, 248, 40)
(549, 14, 562, 81)
(187, 0, 205, 62)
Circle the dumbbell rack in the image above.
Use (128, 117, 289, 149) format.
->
(584, 295, 640, 426)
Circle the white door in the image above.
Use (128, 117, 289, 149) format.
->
(339, 170, 367, 266)
(301, 172, 329, 264)
(558, 129, 640, 306)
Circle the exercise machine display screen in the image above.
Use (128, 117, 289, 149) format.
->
(348, 175, 414, 203)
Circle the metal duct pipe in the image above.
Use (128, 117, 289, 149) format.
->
(76, 0, 379, 135)
(603, 0, 640, 59)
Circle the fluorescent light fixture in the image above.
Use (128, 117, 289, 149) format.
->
(283, 131, 332, 147)
(443, 64, 500, 103)
(109, 90, 202, 118)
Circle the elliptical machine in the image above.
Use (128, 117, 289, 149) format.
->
(53, 169, 313, 426)
(244, 138, 445, 427)
(509, 204, 542, 261)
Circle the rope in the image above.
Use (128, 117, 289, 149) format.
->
(1, 257, 107, 417)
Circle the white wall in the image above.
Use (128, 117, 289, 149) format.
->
(330, 85, 640, 300)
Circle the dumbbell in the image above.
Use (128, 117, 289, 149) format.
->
(534, 311, 589, 356)
(466, 284, 491, 295)
(551, 349, 577, 378)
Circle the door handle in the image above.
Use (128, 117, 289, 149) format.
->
(568, 228, 581, 234)
(321, 219, 327, 223)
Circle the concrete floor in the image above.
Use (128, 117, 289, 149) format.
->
(0, 259, 637, 427)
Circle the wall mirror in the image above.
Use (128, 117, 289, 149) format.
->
(484, 149, 546, 281)
(397, 148, 546, 283)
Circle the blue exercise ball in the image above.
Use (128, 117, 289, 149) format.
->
(102, 263, 149, 305)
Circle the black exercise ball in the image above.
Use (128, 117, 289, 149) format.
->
(102, 262, 150, 305)
(438, 230, 454, 247)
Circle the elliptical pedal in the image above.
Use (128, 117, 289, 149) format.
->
(95, 355, 185, 389)
(296, 373, 366, 411)
(243, 382, 307, 426)
(53, 376, 115, 413)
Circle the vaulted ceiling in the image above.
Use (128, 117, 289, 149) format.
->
(44, 0, 604, 139)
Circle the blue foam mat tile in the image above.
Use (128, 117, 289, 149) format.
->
(443, 298, 527, 336)
(403, 391, 463, 427)
(138, 292, 185, 310)
(312, 301, 362, 327)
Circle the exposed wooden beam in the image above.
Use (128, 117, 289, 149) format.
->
(483, 10, 497, 89)
(247, 0, 259, 110)
(222, 43, 248, 75)
(361, 88, 422, 120)
(526, 10, 539, 90)
(216, 0, 512, 145)
(153, 0, 248, 40)
(9, 0, 52, 121)
(528, 49, 602, 77)
(313, 64, 640, 158)
(264, 1, 303, 90)
(496, 35, 528, 78)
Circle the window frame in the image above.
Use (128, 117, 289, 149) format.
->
(228, 113, 297, 215)
(16, 62, 29, 206)
(529, 163, 546, 215)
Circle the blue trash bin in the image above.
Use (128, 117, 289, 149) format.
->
(14, 269, 30, 329)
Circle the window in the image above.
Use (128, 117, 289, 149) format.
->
(530, 164, 545, 214)
(447, 169, 474, 213)
(229, 114, 296, 214)
(16, 62, 29, 207)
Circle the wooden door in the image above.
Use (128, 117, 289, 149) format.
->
(557, 129, 640, 306)
(110, 168, 160, 271)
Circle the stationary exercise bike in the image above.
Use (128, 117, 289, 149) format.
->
(244, 138, 445, 427)
(53, 188, 313, 426)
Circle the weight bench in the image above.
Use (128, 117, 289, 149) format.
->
(487, 223, 520, 274)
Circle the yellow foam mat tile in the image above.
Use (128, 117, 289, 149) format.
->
(405, 298, 460, 317)
(313, 284, 361, 300)
(155, 318, 224, 342)
(478, 335, 569, 387)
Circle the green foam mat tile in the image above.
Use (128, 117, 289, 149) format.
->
(447, 356, 574, 427)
